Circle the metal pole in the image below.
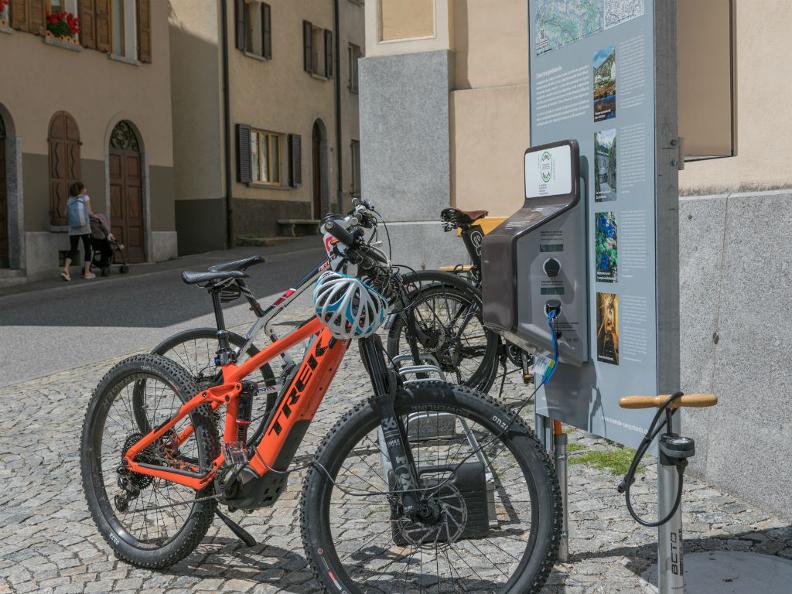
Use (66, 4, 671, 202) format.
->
(657, 411, 684, 594)
(553, 421, 569, 562)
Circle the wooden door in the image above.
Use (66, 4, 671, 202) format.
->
(48, 112, 81, 226)
(312, 124, 322, 219)
(109, 122, 145, 263)
(0, 117, 7, 267)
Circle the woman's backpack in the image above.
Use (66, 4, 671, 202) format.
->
(67, 196, 89, 230)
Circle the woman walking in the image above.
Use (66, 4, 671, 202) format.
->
(62, 182, 97, 281)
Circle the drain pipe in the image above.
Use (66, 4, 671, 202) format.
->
(333, 0, 343, 212)
(220, 0, 234, 249)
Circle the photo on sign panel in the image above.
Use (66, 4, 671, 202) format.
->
(596, 292, 620, 365)
(595, 129, 617, 202)
(595, 211, 618, 283)
(593, 46, 616, 121)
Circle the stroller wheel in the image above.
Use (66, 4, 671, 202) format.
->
(120, 265, 129, 274)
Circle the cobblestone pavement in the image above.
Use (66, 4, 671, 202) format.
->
(1, 299, 790, 593)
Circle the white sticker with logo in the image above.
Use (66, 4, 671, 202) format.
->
(525, 144, 573, 199)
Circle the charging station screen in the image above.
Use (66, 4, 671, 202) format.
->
(524, 144, 573, 199)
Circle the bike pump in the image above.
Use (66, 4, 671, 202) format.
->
(656, 410, 695, 593)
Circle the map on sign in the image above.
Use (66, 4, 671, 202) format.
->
(604, 0, 644, 29)
(534, 0, 644, 55)
(535, 0, 603, 55)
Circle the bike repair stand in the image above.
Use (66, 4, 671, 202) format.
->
(535, 412, 569, 563)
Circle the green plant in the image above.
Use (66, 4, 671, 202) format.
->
(569, 447, 642, 476)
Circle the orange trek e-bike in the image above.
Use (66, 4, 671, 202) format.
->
(80, 214, 561, 593)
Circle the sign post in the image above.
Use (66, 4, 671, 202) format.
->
(526, 1, 680, 591)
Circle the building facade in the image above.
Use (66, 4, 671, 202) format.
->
(0, 0, 177, 282)
(169, 0, 364, 255)
(359, 0, 792, 520)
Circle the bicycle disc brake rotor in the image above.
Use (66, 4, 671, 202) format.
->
(394, 483, 468, 547)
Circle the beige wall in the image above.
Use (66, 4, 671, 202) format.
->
(225, 0, 363, 211)
(227, 0, 334, 207)
(366, 0, 452, 57)
(380, 0, 434, 42)
(340, 0, 365, 201)
(451, 84, 528, 216)
(169, 0, 224, 201)
(0, 1, 173, 166)
(449, 0, 528, 216)
(680, 0, 792, 194)
(453, 0, 527, 90)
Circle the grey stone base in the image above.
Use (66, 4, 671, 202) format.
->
(151, 231, 178, 262)
(679, 189, 792, 521)
(24, 231, 70, 280)
(382, 221, 466, 271)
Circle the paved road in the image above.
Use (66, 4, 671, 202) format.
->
(0, 294, 790, 593)
(0, 238, 325, 387)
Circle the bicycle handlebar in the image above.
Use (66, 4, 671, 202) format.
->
(323, 219, 357, 247)
(619, 393, 717, 410)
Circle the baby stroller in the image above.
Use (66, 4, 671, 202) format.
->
(90, 214, 129, 276)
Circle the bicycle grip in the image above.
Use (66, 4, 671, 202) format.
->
(619, 393, 718, 409)
(323, 220, 356, 247)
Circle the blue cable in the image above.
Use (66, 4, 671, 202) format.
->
(542, 310, 560, 385)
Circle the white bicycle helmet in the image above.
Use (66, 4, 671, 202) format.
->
(313, 271, 388, 339)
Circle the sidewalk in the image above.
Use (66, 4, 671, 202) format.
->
(0, 237, 323, 299)
(0, 295, 789, 593)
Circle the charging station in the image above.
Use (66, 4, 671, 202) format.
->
(480, 1, 694, 592)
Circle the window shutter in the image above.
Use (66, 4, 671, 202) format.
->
(303, 20, 313, 73)
(289, 134, 302, 187)
(79, 0, 96, 49)
(262, 3, 271, 60)
(324, 29, 333, 78)
(10, 0, 28, 31)
(234, 0, 245, 51)
(95, 0, 111, 52)
(28, 0, 45, 35)
(237, 124, 252, 184)
(137, 0, 152, 63)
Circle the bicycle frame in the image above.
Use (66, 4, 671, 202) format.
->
(235, 258, 330, 366)
(125, 317, 349, 491)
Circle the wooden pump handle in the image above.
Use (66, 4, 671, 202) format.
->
(619, 393, 718, 410)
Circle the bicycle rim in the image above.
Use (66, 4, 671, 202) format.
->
(309, 395, 547, 592)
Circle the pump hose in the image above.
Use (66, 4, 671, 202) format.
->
(618, 392, 686, 527)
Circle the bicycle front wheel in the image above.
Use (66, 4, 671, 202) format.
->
(300, 381, 561, 593)
(388, 279, 500, 393)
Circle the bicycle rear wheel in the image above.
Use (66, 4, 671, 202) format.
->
(300, 381, 561, 593)
(388, 279, 499, 393)
(81, 354, 220, 568)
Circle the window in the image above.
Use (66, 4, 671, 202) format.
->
(110, 0, 137, 58)
(348, 43, 361, 93)
(350, 140, 361, 197)
(251, 129, 283, 185)
(237, 0, 271, 59)
(303, 20, 332, 78)
(678, 0, 736, 159)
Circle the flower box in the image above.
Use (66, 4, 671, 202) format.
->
(46, 10, 79, 44)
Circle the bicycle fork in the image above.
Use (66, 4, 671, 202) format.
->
(358, 336, 423, 516)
